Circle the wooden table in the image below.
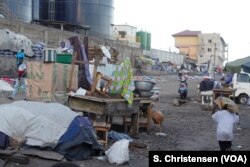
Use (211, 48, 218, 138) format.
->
(213, 88, 236, 101)
(123, 99, 153, 133)
(68, 95, 149, 137)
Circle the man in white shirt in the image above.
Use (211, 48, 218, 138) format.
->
(9, 57, 27, 100)
(212, 105, 239, 151)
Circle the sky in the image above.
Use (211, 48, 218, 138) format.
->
(114, 0, 250, 62)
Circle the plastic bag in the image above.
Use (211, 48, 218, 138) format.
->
(105, 139, 129, 165)
(108, 130, 133, 142)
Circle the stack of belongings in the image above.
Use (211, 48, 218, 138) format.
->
(88, 46, 103, 62)
(0, 49, 16, 57)
(31, 42, 45, 59)
(109, 47, 119, 64)
(214, 96, 239, 113)
(0, 29, 34, 57)
(0, 101, 103, 160)
(88, 45, 119, 64)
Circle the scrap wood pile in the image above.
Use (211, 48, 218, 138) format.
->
(88, 46, 119, 64)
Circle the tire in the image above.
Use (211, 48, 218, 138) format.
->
(238, 94, 249, 105)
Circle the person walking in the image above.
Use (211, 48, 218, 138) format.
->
(212, 103, 239, 151)
(8, 55, 27, 100)
(16, 49, 25, 68)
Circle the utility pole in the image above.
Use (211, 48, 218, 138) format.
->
(212, 43, 216, 78)
(18, 0, 20, 33)
(213, 43, 216, 66)
(226, 44, 229, 63)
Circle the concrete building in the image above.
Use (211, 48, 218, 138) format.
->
(172, 30, 227, 68)
(172, 30, 201, 63)
(198, 33, 227, 67)
(112, 24, 140, 48)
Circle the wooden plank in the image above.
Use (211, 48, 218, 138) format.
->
(73, 60, 105, 66)
(20, 150, 64, 161)
(68, 96, 106, 115)
(105, 100, 140, 116)
(70, 95, 147, 103)
(0, 153, 29, 164)
(130, 113, 139, 138)
(68, 50, 78, 91)
(140, 99, 153, 104)
(0, 150, 16, 156)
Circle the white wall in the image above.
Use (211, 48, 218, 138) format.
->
(150, 49, 185, 65)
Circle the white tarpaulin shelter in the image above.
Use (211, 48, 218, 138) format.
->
(0, 29, 34, 57)
(0, 101, 79, 147)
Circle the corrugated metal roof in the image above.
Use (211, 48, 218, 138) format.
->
(172, 30, 201, 37)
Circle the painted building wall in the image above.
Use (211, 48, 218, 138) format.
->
(174, 36, 199, 61)
(112, 25, 140, 48)
(113, 25, 137, 42)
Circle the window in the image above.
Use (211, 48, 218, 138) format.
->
(208, 48, 212, 52)
(208, 39, 212, 43)
(118, 31, 126, 38)
(237, 73, 250, 83)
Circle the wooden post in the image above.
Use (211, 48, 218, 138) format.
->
(68, 36, 79, 91)
(68, 50, 77, 91)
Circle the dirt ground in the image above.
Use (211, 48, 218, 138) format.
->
(0, 74, 249, 167)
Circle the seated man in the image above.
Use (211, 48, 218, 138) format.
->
(200, 76, 214, 104)
(200, 76, 214, 92)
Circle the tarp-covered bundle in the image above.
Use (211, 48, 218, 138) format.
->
(0, 29, 34, 57)
(0, 101, 102, 160)
(0, 101, 78, 147)
(225, 56, 250, 73)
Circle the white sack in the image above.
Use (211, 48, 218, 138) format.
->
(0, 80, 14, 91)
(105, 139, 130, 165)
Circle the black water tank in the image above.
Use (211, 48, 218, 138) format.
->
(33, 0, 114, 39)
(0, 0, 32, 22)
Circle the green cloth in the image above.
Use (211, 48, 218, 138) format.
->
(109, 58, 134, 105)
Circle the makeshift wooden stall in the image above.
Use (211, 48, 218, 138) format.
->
(68, 95, 149, 137)
(213, 88, 236, 102)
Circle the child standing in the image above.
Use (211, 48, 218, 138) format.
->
(212, 104, 239, 151)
